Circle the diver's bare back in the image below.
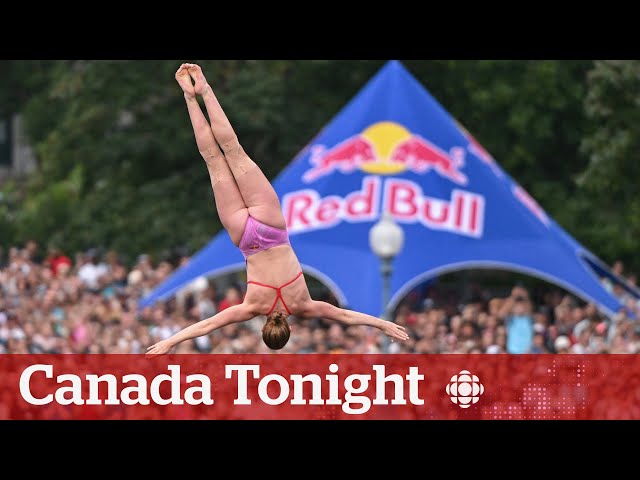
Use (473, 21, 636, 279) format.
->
(244, 244, 312, 316)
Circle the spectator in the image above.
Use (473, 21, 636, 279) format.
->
(45, 245, 72, 277)
(554, 335, 571, 353)
(24, 240, 42, 263)
(612, 260, 624, 277)
(503, 291, 534, 354)
(530, 332, 549, 353)
(1, 240, 639, 355)
(77, 249, 108, 292)
(218, 286, 242, 311)
(570, 328, 592, 353)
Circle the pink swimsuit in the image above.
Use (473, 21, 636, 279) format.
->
(247, 271, 304, 315)
(238, 216, 291, 259)
(239, 216, 302, 315)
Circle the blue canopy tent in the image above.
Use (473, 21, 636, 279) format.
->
(140, 60, 624, 317)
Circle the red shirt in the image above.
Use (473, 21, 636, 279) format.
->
(48, 255, 72, 276)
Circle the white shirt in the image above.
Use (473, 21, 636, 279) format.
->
(77, 262, 108, 290)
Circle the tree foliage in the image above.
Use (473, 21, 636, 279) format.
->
(575, 60, 640, 268)
(0, 60, 636, 271)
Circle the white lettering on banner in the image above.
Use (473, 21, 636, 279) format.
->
(226, 363, 424, 414)
(283, 177, 381, 233)
(19, 364, 214, 406)
(19, 363, 426, 415)
(282, 176, 485, 238)
(383, 179, 485, 237)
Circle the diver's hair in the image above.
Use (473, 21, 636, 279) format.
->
(262, 311, 291, 350)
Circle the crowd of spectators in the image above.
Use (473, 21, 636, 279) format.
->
(1, 241, 640, 355)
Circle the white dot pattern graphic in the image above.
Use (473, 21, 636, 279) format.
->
(485, 361, 587, 419)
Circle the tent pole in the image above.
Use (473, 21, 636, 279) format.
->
(381, 257, 393, 352)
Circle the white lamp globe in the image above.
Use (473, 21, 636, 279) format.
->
(369, 212, 405, 259)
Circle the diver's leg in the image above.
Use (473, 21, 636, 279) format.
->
(176, 64, 249, 244)
(186, 63, 286, 230)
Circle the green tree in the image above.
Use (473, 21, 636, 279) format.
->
(575, 60, 640, 272)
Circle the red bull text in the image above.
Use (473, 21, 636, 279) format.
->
(284, 177, 484, 238)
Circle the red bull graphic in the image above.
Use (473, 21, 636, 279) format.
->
(303, 138, 377, 182)
(512, 184, 550, 226)
(284, 176, 484, 238)
(303, 122, 468, 185)
(455, 120, 505, 179)
(391, 141, 467, 185)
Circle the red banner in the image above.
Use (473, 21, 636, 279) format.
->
(0, 354, 637, 420)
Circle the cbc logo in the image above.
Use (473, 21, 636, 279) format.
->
(446, 370, 484, 409)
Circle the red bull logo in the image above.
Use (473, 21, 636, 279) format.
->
(303, 121, 468, 185)
(291, 121, 487, 238)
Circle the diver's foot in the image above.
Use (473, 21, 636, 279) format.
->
(186, 63, 212, 97)
(175, 64, 196, 98)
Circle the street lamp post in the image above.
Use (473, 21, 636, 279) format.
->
(369, 212, 405, 351)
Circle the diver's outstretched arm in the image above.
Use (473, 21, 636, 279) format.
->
(146, 303, 257, 356)
(301, 300, 410, 342)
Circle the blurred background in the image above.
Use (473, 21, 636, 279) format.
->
(1, 59, 639, 355)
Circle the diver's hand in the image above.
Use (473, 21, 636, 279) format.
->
(145, 339, 173, 358)
(381, 320, 409, 342)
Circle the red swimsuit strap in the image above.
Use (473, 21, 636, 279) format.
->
(247, 271, 304, 315)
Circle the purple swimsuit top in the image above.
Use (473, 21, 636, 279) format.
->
(238, 216, 291, 259)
